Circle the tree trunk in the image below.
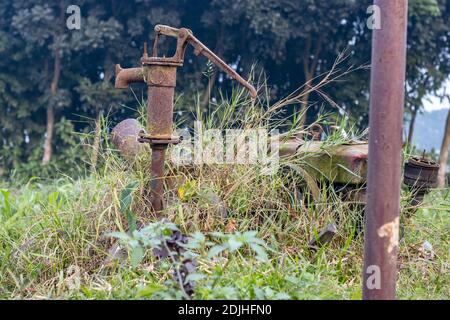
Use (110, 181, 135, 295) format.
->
(42, 106, 55, 164)
(407, 106, 418, 145)
(437, 108, 450, 187)
(42, 49, 61, 165)
(91, 109, 103, 171)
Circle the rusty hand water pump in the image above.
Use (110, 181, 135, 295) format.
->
(115, 25, 256, 214)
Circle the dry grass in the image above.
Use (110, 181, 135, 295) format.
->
(0, 64, 448, 299)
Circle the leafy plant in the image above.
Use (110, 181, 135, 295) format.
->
(119, 180, 139, 232)
(110, 220, 270, 299)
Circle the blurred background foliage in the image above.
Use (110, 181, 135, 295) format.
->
(0, 0, 449, 179)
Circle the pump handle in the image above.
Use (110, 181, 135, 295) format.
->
(154, 25, 257, 98)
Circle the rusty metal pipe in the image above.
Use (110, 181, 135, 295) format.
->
(363, 0, 408, 300)
(146, 85, 176, 215)
(115, 65, 144, 89)
(150, 146, 167, 213)
(147, 86, 175, 138)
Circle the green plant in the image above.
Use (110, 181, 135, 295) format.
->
(0, 78, 448, 300)
(110, 219, 269, 300)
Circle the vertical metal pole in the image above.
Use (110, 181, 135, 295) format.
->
(363, 0, 408, 300)
(147, 84, 176, 215)
(150, 145, 166, 213)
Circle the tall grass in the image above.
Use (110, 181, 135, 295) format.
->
(0, 67, 448, 299)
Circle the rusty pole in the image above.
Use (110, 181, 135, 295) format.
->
(363, 0, 408, 299)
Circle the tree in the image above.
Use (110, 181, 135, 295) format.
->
(11, 0, 75, 164)
(2, 0, 450, 179)
(72, 9, 126, 170)
(438, 98, 450, 187)
(204, 0, 362, 127)
(0, 1, 43, 174)
(405, 0, 450, 145)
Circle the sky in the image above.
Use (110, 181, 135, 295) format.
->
(409, 79, 449, 154)
(423, 79, 450, 112)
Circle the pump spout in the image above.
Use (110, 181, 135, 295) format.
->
(115, 64, 145, 89)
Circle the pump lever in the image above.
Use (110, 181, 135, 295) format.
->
(154, 25, 181, 38)
(153, 25, 257, 98)
(188, 37, 257, 98)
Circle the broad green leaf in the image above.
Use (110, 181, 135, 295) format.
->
(107, 231, 131, 241)
(130, 245, 144, 267)
(136, 283, 166, 298)
(209, 231, 227, 238)
(207, 245, 226, 258)
(243, 230, 258, 238)
(0, 189, 12, 218)
(248, 237, 266, 246)
(249, 243, 268, 262)
(191, 231, 206, 242)
(253, 285, 265, 299)
(184, 273, 206, 284)
(119, 181, 139, 232)
(227, 237, 243, 251)
(126, 211, 137, 232)
(119, 181, 139, 213)
(274, 292, 291, 300)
